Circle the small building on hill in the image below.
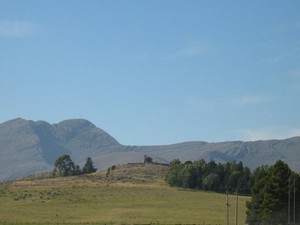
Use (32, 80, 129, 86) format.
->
(144, 155, 153, 164)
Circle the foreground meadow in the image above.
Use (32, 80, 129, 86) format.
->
(0, 164, 250, 225)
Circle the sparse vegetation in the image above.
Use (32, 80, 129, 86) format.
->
(53, 155, 97, 177)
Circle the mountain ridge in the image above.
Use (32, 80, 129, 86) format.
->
(1, 118, 300, 180)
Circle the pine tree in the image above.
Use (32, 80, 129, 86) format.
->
(82, 157, 97, 174)
(246, 160, 291, 225)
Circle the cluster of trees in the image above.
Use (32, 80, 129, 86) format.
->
(166, 159, 300, 225)
(166, 159, 252, 194)
(246, 160, 300, 225)
(53, 155, 97, 177)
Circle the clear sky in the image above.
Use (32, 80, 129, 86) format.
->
(1, 1, 300, 145)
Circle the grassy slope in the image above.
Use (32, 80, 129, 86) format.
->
(0, 164, 250, 225)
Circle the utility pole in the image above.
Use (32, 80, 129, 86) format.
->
(235, 189, 238, 225)
(226, 189, 230, 225)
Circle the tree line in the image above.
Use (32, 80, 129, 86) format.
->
(52, 155, 97, 177)
(166, 159, 300, 225)
(166, 159, 252, 194)
(246, 160, 300, 225)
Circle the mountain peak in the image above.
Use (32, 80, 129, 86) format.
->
(1, 117, 32, 126)
(0, 118, 122, 180)
(1, 118, 300, 181)
(55, 118, 96, 128)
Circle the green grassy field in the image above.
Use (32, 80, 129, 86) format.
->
(0, 164, 250, 225)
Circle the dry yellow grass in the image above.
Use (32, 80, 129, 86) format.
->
(0, 164, 250, 225)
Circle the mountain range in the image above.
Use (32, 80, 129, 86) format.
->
(1, 118, 300, 181)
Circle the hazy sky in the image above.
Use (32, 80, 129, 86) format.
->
(1, 1, 300, 145)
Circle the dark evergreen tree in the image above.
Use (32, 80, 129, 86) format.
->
(246, 160, 292, 225)
(246, 165, 269, 225)
(82, 157, 97, 174)
(262, 160, 291, 225)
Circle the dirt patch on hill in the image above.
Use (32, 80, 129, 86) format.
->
(92, 163, 169, 183)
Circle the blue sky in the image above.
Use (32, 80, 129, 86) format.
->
(1, 1, 300, 145)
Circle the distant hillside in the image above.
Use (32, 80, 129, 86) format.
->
(0, 118, 122, 180)
(1, 118, 300, 180)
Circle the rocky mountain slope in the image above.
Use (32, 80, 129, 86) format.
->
(1, 118, 300, 180)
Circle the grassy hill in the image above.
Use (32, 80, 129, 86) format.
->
(0, 163, 250, 225)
